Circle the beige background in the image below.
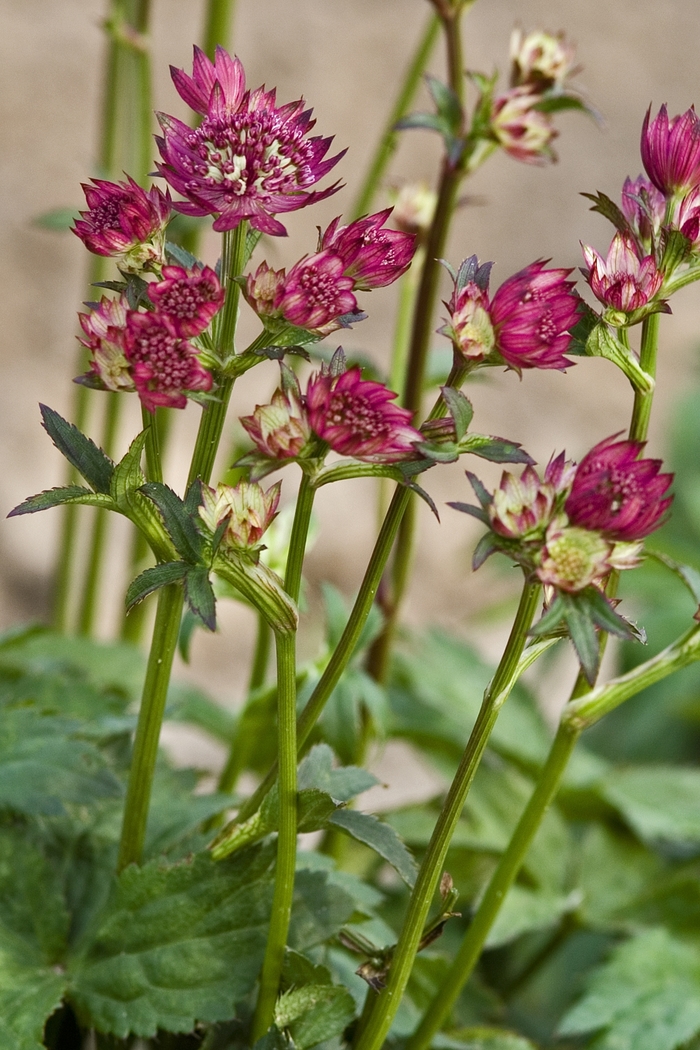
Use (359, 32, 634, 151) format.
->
(2, 0, 700, 775)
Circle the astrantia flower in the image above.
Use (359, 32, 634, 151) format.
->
(641, 104, 700, 196)
(274, 251, 358, 332)
(305, 366, 421, 462)
(156, 45, 344, 235)
(491, 86, 557, 164)
(490, 261, 579, 370)
(78, 295, 133, 391)
(620, 175, 665, 246)
(389, 183, 437, 236)
(244, 261, 286, 319)
(674, 185, 700, 246)
(320, 209, 416, 290)
(124, 311, 212, 413)
(440, 281, 496, 362)
(148, 264, 224, 337)
(489, 453, 575, 540)
(581, 232, 664, 313)
(565, 435, 673, 541)
(536, 519, 613, 592)
(73, 177, 171, 272)
(509, 28, 576, 90)
(240, 383, 311, 460)
(199, 479, 280, 549)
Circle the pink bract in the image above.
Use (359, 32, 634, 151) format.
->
(565, 435, 673, 541)
(240, 385, 311, 460)
(274, 251, 357, 332)
(490, 261, 579, 370)
(148, 264, 224, 337)
(305, 367, 421, 462)
(581, 232, 664, 312)
(641, 104, 700, 196)
(320, 209, 416, 290)
(73, 177, 171, 268)
(620, 175, 665, 245)
(156, 46, 345, 236)
(124, 311, 212, 413)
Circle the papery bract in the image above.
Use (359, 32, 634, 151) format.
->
(621, 175, 665, 245)
(305, 366, 421, 462)
(78, 295, 133, 391)
(157, 46, 344, 235)
(536, 519, 613, 592)
(509, 28, 576, 90)
(565, 434, 673, 540)
(148, 264, 224, 337)
(240, 384, 311, 460)
(491, 86, 557, 164)
(73, 177, 171, 272)
(124, 311, 212, 413)
(581, 232, 664, 312)
(641, 104, 700, 196)
(489, 453, 575, 540)
(490, 261, 579, 370)
(244, 261, 287, 318)
(199, 479, 281, 548)
(320, 209, 416, 290)
(441, 281, 496, 362)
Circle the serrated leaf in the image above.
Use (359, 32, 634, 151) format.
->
(559, 928, 700, 1050)
(298, 743, 379, 802)
(485, 886, 581, 948)
(395, 112, 448, 135)
(185, 565, 216, 630)
(599, 765, 700, 850)
(328, 809, 418, 888)
(289, 869, 357, 950)
(165, 684, 236, 744)
(68, 845, 275, 1038)
(8, 485, 112, 517)
(446, 501, 491, 525)
(164, 240, 201, 269)
(459, 434, 534, 464)
(141, 482, 202, 563)
(579, 586, 638, 639)
(441, 387, 474, 440)
(567, 300, 601, 355)
(40, 404, 114, 493)
(425, 74, 463, 132)
(126, 561, 188, 611)
(281, 984, 356, 1049)
(441, 1028, 538, 1050)
(110, 430, 148, 506)
(472, 532, 498, 570)
(581, 190, 635, 238)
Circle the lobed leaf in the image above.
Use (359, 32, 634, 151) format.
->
(39, 404, 114, 494)
(8, 485, 111, 517)
(125, 561, 189, 611)
(140, 482, 203, 563)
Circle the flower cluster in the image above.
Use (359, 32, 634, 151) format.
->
(73, 177, 172, 273)
(440, 257, 580, 371)
(156, 46, 344, 235)
(78, 264, 222, 412)
(244, 209, 416, 336)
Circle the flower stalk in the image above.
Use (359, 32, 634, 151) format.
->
(628, 311, 661, 442)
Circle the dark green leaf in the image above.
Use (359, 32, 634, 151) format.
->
(535, 94, 591, 115)
(646, 550, 700, 616)
(485, 886, 580, 948)
(298, 743, 379, 803)
(562, 593, 601, 684)
(39, 404, 114, 494)
(472, 533, 498, 570)
(439, 1029, 538, 1050)
(244, 227, 263, 266)
(581, 190, 635, 238)
(459, 434, 534, 465)
(280, 984, 356, 1049)
(140, 482, 202, 563)
(34, 205, 80, 231)
(446, 501, 491, 525)
(8, 485, 109, 517)
(289, 868, 356, 951)
(125, 561, 188, 611)
(599, 765, 700, 849)
(298, 789, 344, 833)
(425, 74, 464, 132)
(567, 300, 601, 355)
(441, 388, 473, 442)
(328, 809, 418, 888)
(165, 684, 236, 744)
(110, 430, 148, 506)
(185, 565, 217, 630)
(165, 240, 201, 269)
(579, 586, 639, 640)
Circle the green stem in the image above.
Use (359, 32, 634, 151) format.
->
(252, 630, 298, 1040)
(284, 473, 316, 604)
(628, 312, 660, 442)
(202, 0, 236, 59)
(142, 404, 163, 483)
(390, 249, 425, 394)
(354, 581, 541, 1050)
(351, 13, 440, 219)
(117, 583, 184, 870)
(217, 612, 271, 795)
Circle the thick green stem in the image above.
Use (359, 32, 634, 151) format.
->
(217, 613, 271, 795)
(117, 583, 184, 870)
(202, 0, 236, 59)
(628, 312, 660, 443)
(284, 473, 316, 604)
(252, 631, 298, 1039)
(354, 581, 541, 1050)
(351, 14, 440, 219)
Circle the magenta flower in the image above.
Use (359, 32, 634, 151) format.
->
(305, 367, 421, 462)
(674, 185, 700, 246)
(240, 384, 311, 460)
(78, 295, 133, 391)
(319, 209, 416, 290)
(490, 86, 557, 164)
(73, 177, 171, 271)
(156, 46, 344, 235)
(124, 311, 212, 413)
(620, 175, 665, 245)
(641, 104, 700, 196)
(491, 261, 579, 370)
(274, 251, 358, 332)
(199, 479, 281, 549)
(148, 264, 224, 338)
(581, 232, 664, 313)
(565, 435, 673, 541)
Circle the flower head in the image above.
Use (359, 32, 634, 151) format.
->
(78, 295, 133, 391)
(620, 175, 665, 245)
(73, 177, 171, 272)
(305, 366, 421, 462)
(565, 435, 673, 541)
(509, 28, 576, 90)
(274, 251, 358, 332)
(156, 46, 344, 235)
(147, 264, 224, 337)
(581, 232, 664, 313)
(537, 519, 613, 592)
(124, 311, 212, 412)
(199, 479, 280, 549)
(441, 281, 495, 362)
(491, 86, 557, 164)
(641, 104, 700, 196)
(240, 382, 311, 460)
(389, 183, 437, 236)
(489, 454, 576, 540)
(244, 261, 287, 319)
(320, 209, 416, 290)
(490, 261, 579, 370)
(674, 185, 700, 246)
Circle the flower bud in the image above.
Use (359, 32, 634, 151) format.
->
(491, 86, 557, 165)
(320, 209, 416, 289)
(388, 183, 437, 236)
(78, 296, 134, 391)
(199, 480, 281, 549)
(537, 519, 613, 592)
(581, 232, 664, 314)
(440, 282, 495, 362)
(641, 104, 700, 197)
(240, 384, 311, 460)
(489, 454, 575, 540)
(509, 28, 576, 90)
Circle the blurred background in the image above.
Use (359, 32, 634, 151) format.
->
(2, 0, 700, 775)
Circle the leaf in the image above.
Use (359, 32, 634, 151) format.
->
(8, 485, 111, 516)
(459, 434, 534, 465)
(567, 300, 601, 355)
(446, 501, 491, 525)
(439, 1027, 538, 1050)
(110, 430, 148, 507)
(441, 388, 474, 442)
(581, 190, 636, 237)
(328, 809, 418, 888)
(560, 592, 601, 684)
(39, 404, 114, 494)
(289, 868, 357, 951)
(576, 823, 663, 929)
(646, 550, 700, 618)
(33, 205, 80, 230)
(68, 845, 276, 1038)
(585, 324, 655, 393)
(164, 240, 201, 269)
(425, 74, 464, 132)
(165, 684, 236, 744)
(140, 482, 203, 563)
(395, 112, 447, 135)
(559, 928, 700, 1050)
(185, 565, 217, 630)
(280, 984, 356, 1049)
(297, 743, 379, 802)
(485, 886, 581, 948)
(125, 561, 189, 611)
(579, 586, 638, 639)
(598, 765, 700, 850)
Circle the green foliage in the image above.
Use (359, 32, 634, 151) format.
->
(328, 809, 418, 888)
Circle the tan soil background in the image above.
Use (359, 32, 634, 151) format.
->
(2, 0, 700, 782)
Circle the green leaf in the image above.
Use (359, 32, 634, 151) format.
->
(110, 430, 148, 507)
(33, 205, 79, 231)
(8, 485, 111, 516)
(581, 190, 635, 237)
(442, 387, 474, 440)
(567, 300, 601, 355)
(279, 984, 356, 1049)
(485, 886, 581, 948)
(559, 928, 700, 1050)
(646, 550, 700, 617)
(328, 809, 418, 888)
(585, 324, 655, 393)
(0, 972, 67, 1050)
(289, 869, 357, 951)
(298, 743, 379, 802)
(576, 823, 663, 929)
(579, 586, 639, 639)
(140, 482, 203, 563)
(561, 592, 601, 685)
(125, 561, 189, 611)
(599, 765, 700, 849)
(185, 565, 217, 630)
(68, 845, 275, 1038)
(459, 435, 534, 465)
(164, 240, 201, 269)
(425, 74, 464, 133)
(437, 1028, 538, 1050)
(39, 404, 114, 494)
(165, 684, 236, 744)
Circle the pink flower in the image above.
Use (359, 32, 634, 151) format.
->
(509, 28, 576, 90)
(489, 453, 576, 540)
(490, 86, 557, 164)
(240, 383, 311, 460)
(244, 261, 287, 319)
(581, 232, 664, 312)
(641, 104, 700, 196)
(305, 366, 421, 462)
(199, 479, 281, 549)
(674, 185, 700, 246)
(156, 46, 344, 236)
(124, 311, 212, 413)
(78, 295, 133, 391)
(73, 177, 171, 272)
(565, 435, 673, 541)
(441, 281, 495, 362)
(147, 264, 224, 337)
(620, 175, 665, 245)
(491, 261, 579, 370)
(274, 251, 357, 332)
(536, 519, 614, 593)
(319, 209, 416, 290)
